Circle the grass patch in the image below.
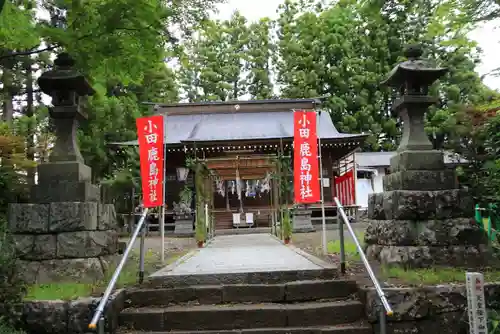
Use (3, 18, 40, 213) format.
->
(381, 266, 500, 285)
(323, 232, 500, 286)
(24, 248, 188, 301)
(327, 232, 364, 263)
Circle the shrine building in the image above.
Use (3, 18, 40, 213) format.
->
(114, 98, 367, 232)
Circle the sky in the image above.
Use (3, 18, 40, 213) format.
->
(215, 0, 500, 91)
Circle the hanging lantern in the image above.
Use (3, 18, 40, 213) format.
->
(176, 167, 189, 181)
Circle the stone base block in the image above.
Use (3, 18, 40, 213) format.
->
(364, 218, 488, 247)
(31, 181, 100, 203)
(174, 219, 194, 236)
(98, 204, 118, 230)
(10, 202, 117, 233)
(12, 230, 118, 261)
(49, 202, 98, 232)
(383, 170, 457, 191)
(292, 210, 315, 233)
(20, 290, 125, 334)
(37, 161, 91, 185)
(57, 230, 118, 258)
(8, 203, 50, 233)
(367, 189, 474, 220)
(390, 150, 445, 172)
(365, 244, 493, 268)
(17, 257, 107, 284)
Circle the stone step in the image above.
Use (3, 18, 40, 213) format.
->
(119, 300, 364, 331)
(117, 322, 372, 334)
(125, 279, 358, 307)
(146, 268, 339, 288)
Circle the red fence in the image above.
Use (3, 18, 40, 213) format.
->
(334, 169, 356, 206)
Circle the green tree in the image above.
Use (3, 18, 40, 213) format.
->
(274, 0, 497, 151)
(178, 11, 250, 101)
(246, 18, 274, 99)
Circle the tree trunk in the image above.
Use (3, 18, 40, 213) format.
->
(25, 61, 35, 187)
(1, 70, 14, 125)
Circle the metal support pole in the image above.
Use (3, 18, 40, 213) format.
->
(97, 316, 105, 334)
(338, 212, 346, 274)
(379, 302, 387, 334)
(160, 115, 167, 263)
(138, 219, 146, 284)
(205, 203, 209, 239)
(317, 111, 327, 255)
(89, 208, 149, 330)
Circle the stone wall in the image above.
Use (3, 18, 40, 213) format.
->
(361, 283, 500, 334)
(364, 187, 491, 267)
(16, 290, 125, 334)
(8, 202, 119, 284)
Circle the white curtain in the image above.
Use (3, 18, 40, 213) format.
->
(356, 178, 374, 209)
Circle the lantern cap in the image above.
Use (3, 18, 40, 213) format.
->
(381, 44, 448, 89)
(38, 52, 95, 97)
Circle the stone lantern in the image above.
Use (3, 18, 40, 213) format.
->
(382, 44, 447, 153)
(363, 45, 491, 268)
(7, 53, 119, 284)
(32, 52, 99, 202)
(38, 52, 94, 163)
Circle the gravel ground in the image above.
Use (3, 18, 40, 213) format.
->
(121, 235, 196, 256)
(291, 227, 367, 255)
(120, 227, 374, 284)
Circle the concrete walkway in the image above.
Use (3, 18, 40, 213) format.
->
(152, 234, 326, 277)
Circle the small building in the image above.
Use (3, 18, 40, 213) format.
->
(355, 151, 466, 209)
(113, 99, 366, 231)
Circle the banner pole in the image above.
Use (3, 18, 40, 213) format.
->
(317, 110, 327, 255)
(160, 114, 167, 263)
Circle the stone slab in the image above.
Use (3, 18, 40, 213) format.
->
(364, 218, 488, 247)
(37, 161, 91, 184)
(380, 189, 473, 220)
(383, 170, 457, 191)
(174, 219, 194, 236)
(223, 284, 284, 303)
(367, 193, 385, 220)
(56, 230, 118, 258)
(152, 234, 321, 277)
(17, 257, 105, 284)
(390, 150, 445, 172)
(22, 300, 69, 334)
(98, 204, 117, 230)
(365, 243, 492, 268)
(12, 234, 58, 261)
(49, 202, 98, 232)
(8, 203, 49, 233)
(292, 213, 315, 233)
(31, 181, 100, 203)
(19, 290, 125, 334)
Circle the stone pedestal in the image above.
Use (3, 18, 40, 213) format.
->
(293, 209, 315, 233)
(364, 150, 491, 268)
(8, 202, 119, 284)
(174, 218, 194, 236)
(9, 161, 119, 284)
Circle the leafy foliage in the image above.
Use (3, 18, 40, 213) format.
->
(0, 217, 26, 328)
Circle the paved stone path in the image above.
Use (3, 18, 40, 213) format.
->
(153, 234, 322, 276)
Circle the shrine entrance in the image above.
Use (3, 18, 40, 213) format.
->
(205, 154, 277, 230)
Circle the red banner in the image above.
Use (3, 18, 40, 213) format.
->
(334, 169, 355, 206)
(293, 110, 320, 204)
(136, 115, 164, 208)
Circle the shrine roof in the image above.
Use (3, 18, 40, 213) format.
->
(110, 99, 367, 146)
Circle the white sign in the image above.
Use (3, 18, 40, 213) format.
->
(466, 272, 488, 334)
(322, 178, 330, 187)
